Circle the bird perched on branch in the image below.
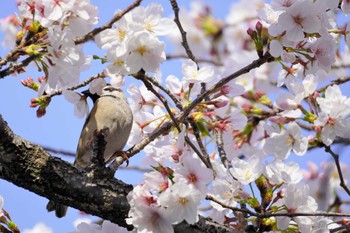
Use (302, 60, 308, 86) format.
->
(47, 85, 133, 218)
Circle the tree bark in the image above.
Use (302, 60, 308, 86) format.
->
(0, 115, 133, 229)
(0, 115, 239, 233)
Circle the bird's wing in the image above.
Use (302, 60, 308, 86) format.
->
(74, 100, 99, 168)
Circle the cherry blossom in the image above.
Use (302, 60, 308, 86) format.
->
(230, 155, 263, 185)
(208, 178, 241, 211)
(264, 122, 308, 160)
(3, 0, 350, 232)
(182, 59, 215, 84)
(130, 3, 176, 36)
(0, 15, 18, 49)
(276, 183, 318, 233)
(173, 154, 213, 193)
(272, 1, 321, 42)
(158, 182, 203, 224)
(63, 90, 89, 119)
(126, 31, 165, 73)
(264, 160, 303, 185)
(126, 205, 173, 233)
(315, 85, 350, 145)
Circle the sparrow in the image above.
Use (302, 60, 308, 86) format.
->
(47, 85, 133, 218)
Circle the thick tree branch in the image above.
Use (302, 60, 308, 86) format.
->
(0, 115, 241, 232)
(0, 115, 133, 229)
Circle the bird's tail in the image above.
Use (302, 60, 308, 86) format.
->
(46, 200, 68, 218)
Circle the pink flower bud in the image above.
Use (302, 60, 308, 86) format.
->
(255, 21, 263, 33)
(247, 28, 254, 37)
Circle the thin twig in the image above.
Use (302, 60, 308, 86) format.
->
(74, 0, 143, 45)
(215, 129, 229, 168)
(41, 146, 75, 157)
(144, 74, 183, 111)
(134, 71, 181, 132)
(169, 0, 210, 106)
(0, 45, 23, 69)
(207, 195, 350, 218)
(330, 222, 350, 233)
(45, 71, 106, 98)
(169, 0, 196, 62)
(318, 76, 350, 93)
(188, 117, 213, 170)
(0, 53, 42, 78)
(166, 54, 223, 66)
(324, 145, 350, 196)
(331, 63, 350, 69)
(0, 29, 40, 69)
(184, 135, 210, 168)
(126, 55, 271, 159)
(133, 73, 214, 170)
(179, 54, 272, 122)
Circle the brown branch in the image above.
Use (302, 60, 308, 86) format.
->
(169, 0, 196, 63)
(37, 145, 153, 172)
(215, 129, 229, 168)
(0, 54, 42, 78)
(318, 76, 350, 93)
(166, 54, 223, 66)
(0, 45, 24, 69)
(0, 29, 41, 69)
(179, 54, 272, 122)
(324, 145, 350, 196)
(184, 135, 210, 168)
(0, 115, 133, 229)
(0, 114, 240, 232)
(188, 117, 213, 170)
(134, 72, 213, 169)
(207, 195, 350, 218)
(126, 55, 271, 161)
(74, 0, 143, 45)
(134, 71, 181, 132)
(41, 146, 75, 157)
(143, 74, 183, 111)
(44, 71, 105, 97)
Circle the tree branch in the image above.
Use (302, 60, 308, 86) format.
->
(324, 144, 350, 196)
(0, 54, 42, 78)
(0, 114, 239, 232)
(74, 0, 143, 45)
(169, 0, 196, 62)
(166, 54, 223, 66)
(0, 115, 133, 229)
(125, 55, 271, 161)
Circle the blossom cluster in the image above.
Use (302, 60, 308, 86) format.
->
(95, 3, 175, 77)
(122, 1, 350, 232)
(16, 0, 98, 92)
(2, 0, 350, 233)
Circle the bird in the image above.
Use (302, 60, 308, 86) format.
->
(47, 85, 133, 218)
